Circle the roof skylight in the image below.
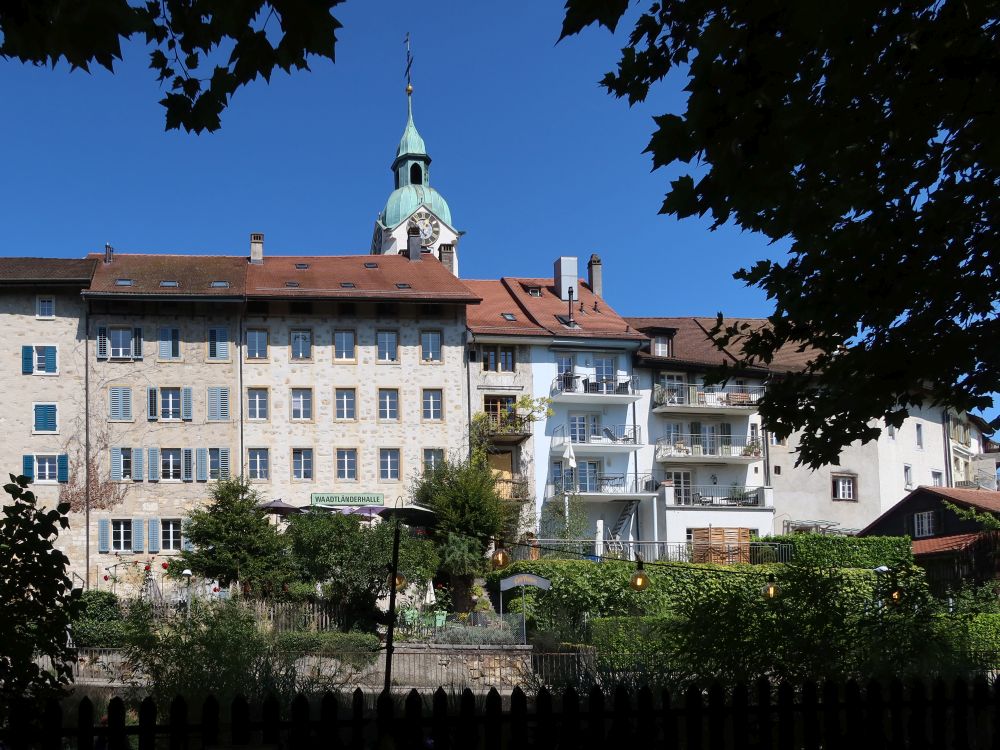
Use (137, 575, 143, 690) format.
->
(364, 262, 379, 269)
(340, 282, 356, 288)
(210, 281, 230, 288)
(295, 263, 310, 270)
(159, 280, 179, 288)
(501, 313, 516, 321)
(285, 281, 300, 288)
(396, 283, 412, 289)
(114, 278, 133, 287)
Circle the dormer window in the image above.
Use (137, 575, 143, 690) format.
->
(294, 263, 310, 270)
(114, 278, 133, 287)
(159, 280, 179, 288)
(653, 335, 673, 357)
(527, 287, 542, 298)
(555, 315, 578, 328)
(410, 163, 423, 185)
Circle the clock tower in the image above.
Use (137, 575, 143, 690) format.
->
(371, 87, 461, 274)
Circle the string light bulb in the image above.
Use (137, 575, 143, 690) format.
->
(390, 572, 407, 592)
(491, 541, 510, 570)
(889, 575, 902, 605)
(630, 555, 650, 591)
(762, 574, 780, 600)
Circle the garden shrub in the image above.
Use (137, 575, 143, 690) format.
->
(427, 624, 519, 646)
(71, 590, 130, 647)
(272, 630, 380, 664)
(965, 614, 1000, 656)
(759, 534, 913, 568)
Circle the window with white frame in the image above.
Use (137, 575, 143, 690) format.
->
(109, 327, 134, 359)
(932, 470, 944, 487)
(334, 330, 356, 361)
(35, 455, 59, 482)
(247, 388, 268, 420)
(379, 389, 399, 420)
(209, 448, 223, 480)
(422, 389, 443, 420)
(335, 389, 356, 420)
(121, 448, 133, 480)
(247, 329, 268, 359)
(556, 355, 575, 377)
(421, 331, 442, 362)
(291, 329, 312, 360)
(160, 388, 181, 420)
(768, 432, 787, 447)
(336, 448, 357, 480)
(112, 519, 132, 552)
(36, 296, 55, 319)
(377, 330, 398, 362)
(653, 335, 672, 357)
(161, 449, 182, 480)
(832, 474, 857, 501)
(380, 448, 400, 480)
(292, 448, 313, 480)
(482, 345, 515, 372)
(291, 388, 313, 420)
(913, 511, 937, 538)
(161, 519, 182, 550)
(423, 449, 444, 472)
(33, 345, 57, 374)
(248, 448, 269, 480)
(916, 423, 924, 449)
(904, 464, 913, 488)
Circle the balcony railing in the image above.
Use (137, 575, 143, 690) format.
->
(555, 424, 642, 446)
(552, 373, 638, 397)
(511, 538, 793, 564)
(495, 478, 532, 501)
(655, 434, 763, 459)
(482, 414, 533, 437)
(669, 485, 766, 507)
(547, 473, 658, 497)
(653, 383, 765, 409)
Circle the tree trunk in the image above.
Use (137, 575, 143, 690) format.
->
(450, 574, 475, 613)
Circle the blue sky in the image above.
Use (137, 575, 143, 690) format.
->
(0, 1, 779, 320)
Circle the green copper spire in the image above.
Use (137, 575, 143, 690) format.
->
(396, 92, 426, 160)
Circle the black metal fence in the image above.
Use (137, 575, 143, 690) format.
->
(6, 676, 1000, 748)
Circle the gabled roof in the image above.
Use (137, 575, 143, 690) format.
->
(85, 254, 247, 297)
(912, 532, 985, 556)
(0, 257, 96, 285)
(626, 316, 817, 372)
(466, 278, 645, 342)
(858, 485, 1000, 536)
(247, 254, 478, 303)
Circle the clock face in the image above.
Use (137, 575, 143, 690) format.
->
(408, 210, 441, 247)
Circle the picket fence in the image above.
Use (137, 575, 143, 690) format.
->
(5, 676, 1000, 748)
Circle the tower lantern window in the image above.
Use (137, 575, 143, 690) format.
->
(410, 163, 423, 185)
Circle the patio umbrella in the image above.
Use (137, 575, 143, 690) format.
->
(257, 498, 302, 516)
(322, 505, 383, 518)
(561, 440, 577, 469)
(424, 581, 436, 607)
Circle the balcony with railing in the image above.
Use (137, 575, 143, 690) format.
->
(495, 477, 532, 501)
(511, 538, 793, 564)
(550, 373, 641, 403)
(653, 383, 765, 415)
(545, 473, 659, 499)
(654, 434, 763, 463)
(480, 414, 533, 444)
(551, 424, 643, 454)
(667, 484, 769, 507)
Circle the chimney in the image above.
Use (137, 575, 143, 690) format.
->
(439, 244, 456, 275)
(554, 256, 578, 301)
(406, 226, 422, 261)
(104, 243, 114, 264)
(587, 253, 603, 298)
(250, 232, 264, 264)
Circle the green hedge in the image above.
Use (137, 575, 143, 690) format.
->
(72, 590, 130, 647)
(966, 614, 1000, 655)
(271, 630, 379, 658)
(760, 534, 912, 567)
(591, 616, 673, 654)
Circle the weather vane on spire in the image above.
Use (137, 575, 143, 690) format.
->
(404, 32, 413, 95)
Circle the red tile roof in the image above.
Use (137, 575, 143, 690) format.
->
(858, 486, 1000, 536)
(0, 257, 96, 284)
(466, 278, 645, 341)
(85, 254, 247, 297)
(912, 532, 985, 556)
(247, 254, 479, 303)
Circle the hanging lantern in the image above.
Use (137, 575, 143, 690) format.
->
(388, 572, 407, 591)
(889, 575, 903, 605)
(491, 541, 511, 570)
(629, 555, 650, 591)
(762, 574, 780, 600)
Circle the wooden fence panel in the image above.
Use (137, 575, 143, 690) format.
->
(290, 694, 310, 749)
(731, 682, 749, 750)
(431, 686, 449, 750)
(931, 677, 948, 749)
(777, 681, 795, 750)
(707, 682, 725, 750)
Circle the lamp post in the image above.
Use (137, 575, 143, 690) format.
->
(182, 568, 192, 616)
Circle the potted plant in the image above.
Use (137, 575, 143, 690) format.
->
(742, 439, 762, 457)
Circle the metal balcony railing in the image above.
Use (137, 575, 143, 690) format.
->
(495, 478, 532, 501)
(547, 473, 658, 497)
(511, 539, 793, 564)
(669, 485, 765, 507)
(655, 434, 763, 459)
(552, 373, 638, 397)
(653, 383, 765, 409)
(555, 424, 642, 446)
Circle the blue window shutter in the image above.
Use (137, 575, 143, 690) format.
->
(219, 448, 231, 479)
(182, 387, 193, 420)
(196, 448, 208, 481)
(132, 328, 143, 360)
(109, 388, 121, 420)
(207, 387, 219, 421)
(44, 346, 56, 373)
(132, 448, 143, 482)
(219, 387, 230, 420)
(45, 405, 57, 432)
(147, 518, 160, 553)
(22, 454, 34, 480)
(158, 328, 171, 359)
(57, 454, 69, 483)
(96, 327, 109, 360)
(34, 405, 43, 432)
(122, 388, 132, 420)
(148, 448, 160, 482)
(147, 387, 158, 421)
(183, 448, 194, 482)
(21, 345, 33, 374)
(182, 520, 193, 551)
(97, 519, 110, 553)
(132, 518, 144, 552)
(110, 448, 122, 481)
(217, 328, 229, 359)
(207, 327, 217, 358)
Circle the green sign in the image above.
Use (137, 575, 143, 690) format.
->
(310, 493, 385, 506)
